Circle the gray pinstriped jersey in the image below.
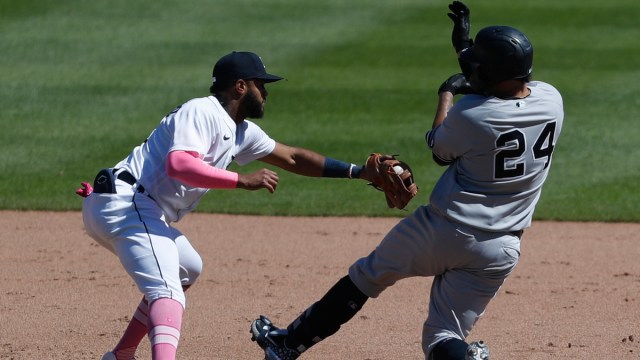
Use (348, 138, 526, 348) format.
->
(427, 81, 564, 232)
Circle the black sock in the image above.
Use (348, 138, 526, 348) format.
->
(430, 338, 469, 360)
(285, 275, 368, 352)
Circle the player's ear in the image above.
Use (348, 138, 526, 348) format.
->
(234, 79, 248, 95)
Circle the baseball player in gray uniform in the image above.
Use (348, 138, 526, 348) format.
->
(250, 3, 564, 360)
(79, 51, 376, 360)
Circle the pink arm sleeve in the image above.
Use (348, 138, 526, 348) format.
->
(166, 150, 238, 189)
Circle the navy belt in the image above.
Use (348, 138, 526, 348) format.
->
(115, 169, 145, 193)
(92, 168, 146, 194)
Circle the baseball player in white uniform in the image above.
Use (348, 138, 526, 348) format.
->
(250, 4, 564, 360)
(79, 51, 376, 360)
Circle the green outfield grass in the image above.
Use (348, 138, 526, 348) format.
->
(1, 0, 638, 221)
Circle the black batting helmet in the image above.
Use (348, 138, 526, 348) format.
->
(458, 25, 533, 87)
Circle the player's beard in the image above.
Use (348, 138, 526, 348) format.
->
(244, 90, 265, 119)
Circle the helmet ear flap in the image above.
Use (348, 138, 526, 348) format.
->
(457, 54, 476, 79)
(457, 50, 489, 92)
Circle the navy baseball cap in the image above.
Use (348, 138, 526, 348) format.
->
(212, 51, 283, 89)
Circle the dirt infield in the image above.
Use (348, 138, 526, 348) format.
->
(2, 211, 640, 359)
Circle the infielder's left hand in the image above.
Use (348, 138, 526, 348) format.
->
(363, 153, 418, 210)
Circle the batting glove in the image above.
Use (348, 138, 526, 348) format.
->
(75, 181, 93, 197)
(438, 73, 474, 96)
(447, 1, 473, 53)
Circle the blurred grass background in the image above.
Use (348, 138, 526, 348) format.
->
(0, 0, 638, 220)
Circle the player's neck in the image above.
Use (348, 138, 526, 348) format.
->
(215, 94, 244, 124)
(490, 80, 530, 100)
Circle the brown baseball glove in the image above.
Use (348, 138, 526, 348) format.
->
(364, 153, 418, 209)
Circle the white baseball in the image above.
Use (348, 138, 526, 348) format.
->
(393, 165, 404, 175)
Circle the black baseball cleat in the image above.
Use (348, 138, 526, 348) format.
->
(251, 315, 301, 360)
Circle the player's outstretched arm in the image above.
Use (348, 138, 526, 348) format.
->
(259, 142, 364, 180)
(260, 143, 418, 209)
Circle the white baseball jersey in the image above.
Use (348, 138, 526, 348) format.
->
(427, 81, 564, 231)
(115, 96, 276, 222)
(83, 95, 276, 308)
